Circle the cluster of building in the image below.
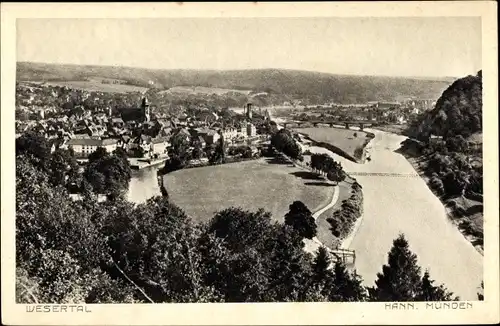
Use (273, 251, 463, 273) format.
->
(293, 98, 436, 125)
(16, 83, 263, 160)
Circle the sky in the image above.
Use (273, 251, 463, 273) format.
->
(17, 17, 482, 78)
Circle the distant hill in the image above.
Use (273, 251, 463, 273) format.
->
(409, 71, 482, 140)
(17, 61, 452, 104)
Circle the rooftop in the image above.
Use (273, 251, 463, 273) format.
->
(67, 138, 117, 146)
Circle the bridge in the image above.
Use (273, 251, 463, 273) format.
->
(282, 120, 377, 131)
(347, 172, 420, 178)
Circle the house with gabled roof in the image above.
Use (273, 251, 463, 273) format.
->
(151, 137, 170, 157)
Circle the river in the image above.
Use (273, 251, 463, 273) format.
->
(305, 128, 483, 301)
(127, 166, 162, 204)
(126, 123, 483, 300)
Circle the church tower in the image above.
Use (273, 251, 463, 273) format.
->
(246, 103, 253, 120)
(141, 97, 150, 122)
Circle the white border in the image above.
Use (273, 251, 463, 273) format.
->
(1, 2, 498, 325)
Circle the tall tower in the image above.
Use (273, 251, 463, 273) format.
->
(246, 103, 252, 120)
(39, 109, 45, 120)
(142, 97, 150, 122)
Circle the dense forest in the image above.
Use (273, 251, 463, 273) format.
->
(16, 133, 462, 303)
(402, 71, 483, 249)
(408, 71, 482, 140)
(17, 62, 451, 105)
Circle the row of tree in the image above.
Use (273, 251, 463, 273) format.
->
(327, 181, 363, 241)
(270, 129, 303, 161)
(310, 153, 347, 185)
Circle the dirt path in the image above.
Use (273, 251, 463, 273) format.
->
(303, 185, 340, 255)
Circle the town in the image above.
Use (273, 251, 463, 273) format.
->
(12, 13, 487, 310)
(15, 81, 273, 170)
(15, 80, 434, 171)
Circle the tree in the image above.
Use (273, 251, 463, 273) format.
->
(417, 270, 457, 301)
(203, 207, 317, 302)
(104, 196, 218, 303)
(284, 201, 317, 239)
(271, 129, 302, 160)
(208, 138, 225, 164)
(192, 142, 204, 160)
(311, 247, 334, 297)
(202, 208, 276, 302)
(312, 247, 332, 285)
(326, 216, 341, 238)
(83, 150, 132, 199)
(442, 170, 469, 197)
(114, 147, 128, 159)
(369, 234, 423, 301)
(48, 148, 80, 188)
(446, 135, 469, 153)
(329, 262, 367, 302)
(15, 157, 124, 303)
(266, 224, 313, 302)
(167, 130, 191, 168)
(369, 234, 457, 302)
(327, 168, 346, 185)
(412, 73, 482, 139)
(208, 208, 274, 252)
(16, 131, 51, 170)
(477, 281, 484, 301)
(87, 147, 108, 163)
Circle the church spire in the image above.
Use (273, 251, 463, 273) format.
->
(141, 97, 150, 122)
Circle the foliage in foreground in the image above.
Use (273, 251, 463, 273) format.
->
(16, 148, 459, 303)
(368, 234, 458, 302)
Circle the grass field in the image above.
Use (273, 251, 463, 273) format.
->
(294, 127, 368, 159)
(163, 158, 335, 224)
(315, 178, 355, 248)
(42, 81, 149, 93)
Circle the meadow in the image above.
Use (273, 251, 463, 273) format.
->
(162, 158, 335, 224)
(294, 127, 369, 161)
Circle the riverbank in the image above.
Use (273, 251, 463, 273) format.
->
(300, 128, 482, 300)
(293, 137, 365, 254)
(360, 133, 375, 163)
(402, 153, 484, 256)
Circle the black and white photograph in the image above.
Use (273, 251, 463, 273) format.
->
(1, 2, 498, 325)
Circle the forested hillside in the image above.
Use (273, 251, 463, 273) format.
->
(409, 71, 482, 140)
(402, 71, 483, 252)
(17, 62, 451, 105)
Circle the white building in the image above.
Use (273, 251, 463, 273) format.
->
(246, 123, 257, 137)
(66, 138, 118, 157)
(221, 127, 238, 142)
(151, 137, 170, 156)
